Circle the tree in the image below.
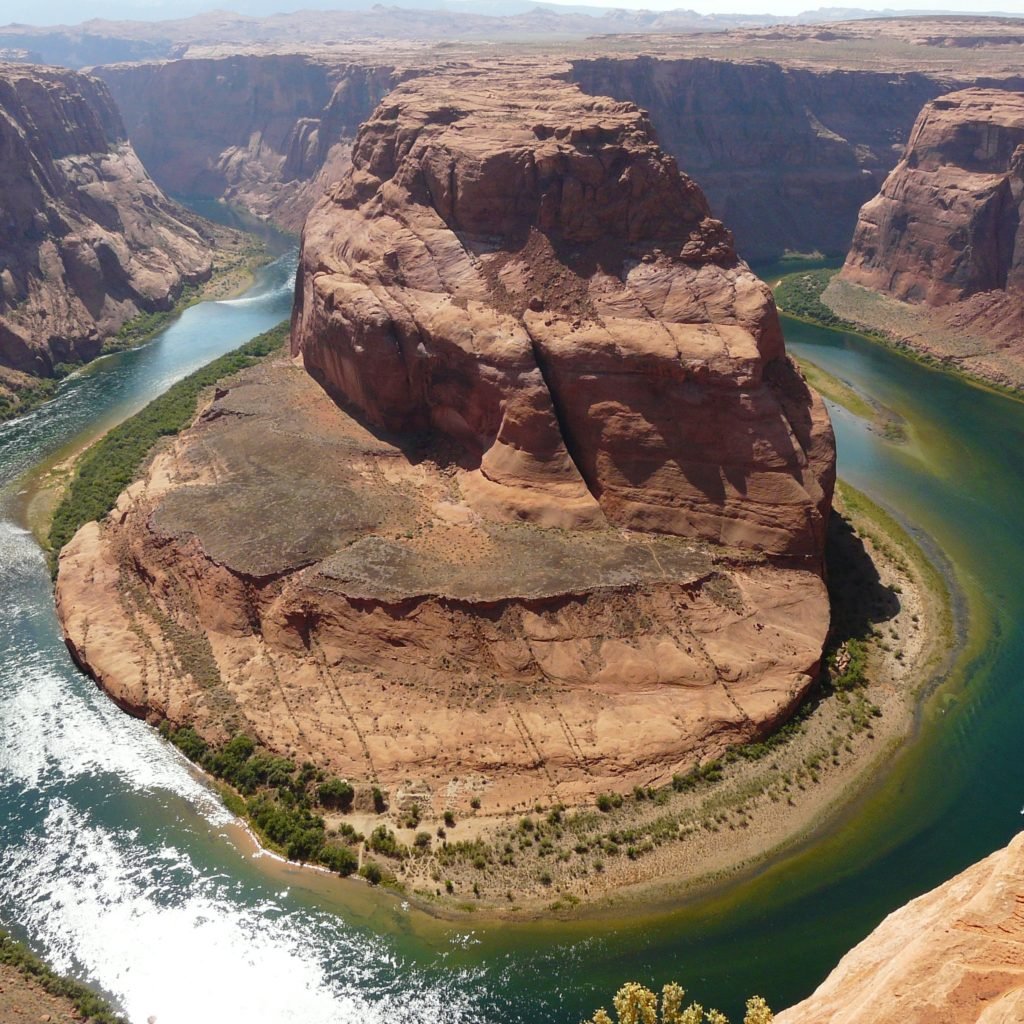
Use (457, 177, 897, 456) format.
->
(744, 997, 773, 1024)
(583, 984, 772, 1024)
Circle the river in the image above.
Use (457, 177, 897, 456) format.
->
(0, 255, 1021, 1024)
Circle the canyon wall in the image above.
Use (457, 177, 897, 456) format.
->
(58, 64, 835, 813)
(0, 63, 215, 405)
(569, 57, 949, 261)
(93, 52, 977, 261)
(95, 55, 405, 232)
(776, 831, 1024, 1024)
(828, 88, 1024, 389)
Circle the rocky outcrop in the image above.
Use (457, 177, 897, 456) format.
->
(95, 55, 405, 232)
(776, 831, 1024, 1024)
(569, 57, 948, 261)
(57, 65, 834, 814)
(293, 65, 835, 559)
(829, 88, 1024, 389)
(841, 88, 1024, 305)
(0, 63, 213, 399)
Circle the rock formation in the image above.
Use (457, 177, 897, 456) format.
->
(776, 831, 1024, 1024)
(569, 58, 946, 261)
(93, 50, 993, 262)
(292, 65, 834, 558)
(95, 55, 406, 231)
(0, 62, 214, 408)
(57, 65, 834, 814)
(828, 88, 1024, 389)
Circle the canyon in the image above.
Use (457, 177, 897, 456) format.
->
(2, 11, 1022, 1022)
(56, 63, 835, 821)
(0, 63, 223, 415)
(827, 87, 1024, 391)
(51, 20, 1015, 266)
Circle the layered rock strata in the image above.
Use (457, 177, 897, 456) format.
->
(569, 58, 946, 261)
(95, 55, 405, 232)
(776, 831, 1024, 1024)
(0, 63, 214, 400)
(94, 50, 989, 261)
(57, 67, 835, 813)
(829, 88, 1024, 389)
(292, 66, 835, 559)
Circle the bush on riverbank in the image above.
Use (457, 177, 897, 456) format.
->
(160, 722, 374, 879)
(774, 270, 845, 326)
(0, 929, 128, 1024)
(47, 322, 289, 567)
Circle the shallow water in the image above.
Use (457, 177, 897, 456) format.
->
(0, 256, 1021, 1023)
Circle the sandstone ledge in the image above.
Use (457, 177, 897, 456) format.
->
(56, 355, 831, 813)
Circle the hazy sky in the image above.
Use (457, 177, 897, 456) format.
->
(2, 0, 1023, 26)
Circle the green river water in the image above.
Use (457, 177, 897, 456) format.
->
(0, 253, 1021, 1023)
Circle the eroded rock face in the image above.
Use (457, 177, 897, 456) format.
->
(0, 63, 213, 391)
(834, 88, 1024, 374)
(776, 832, 1024, 1024)
(57, 356, 832, 812)
(843, 88, 1024, 306)
(57, 65, 834, 812)
(292, 65, 835, 560)
(95, 56, 405, 231)
(569, 57, 946, 261)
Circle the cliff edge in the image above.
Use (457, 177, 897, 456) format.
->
(777, 832, 1024, 1024)
(57, 64, 835, 817)
(0, 63, 215, 412)
(828, 88, 1024, 389)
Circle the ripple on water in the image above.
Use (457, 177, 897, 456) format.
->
(0, 797, 491, 1024)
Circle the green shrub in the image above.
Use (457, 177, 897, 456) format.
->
(0, 929, 128, 1024)
(319, 843, 359, 876)
(317, 778, 355, 810)
(368, 825, 405, 859)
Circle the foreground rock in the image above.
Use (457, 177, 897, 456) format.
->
(57, 66, 834, 815)
(828, 88, 1024, 390)
(776, 831, 1024, 1024)
(0, 63, 216, 411)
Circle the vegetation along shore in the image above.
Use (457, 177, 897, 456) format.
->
(39, 323, 957, 920)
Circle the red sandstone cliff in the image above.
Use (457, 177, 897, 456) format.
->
(95, 55, 405, 232)
(0, 63, 215, 410)
(776, 832, 1024, 1024)
(828, 88, 1024, 388)
(842, 88, 1024, 306)
(292, 65, 835, 560)
(56, 64, 835, 818)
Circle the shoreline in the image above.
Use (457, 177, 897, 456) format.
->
(35, 302, 959, 924)
(0, 228, 271, 428)
(774, 269, 1024, 407)
(171, 476, 958, 926)
(0, 929, 126, 1024)
(43, 437, 958, 924)
(388, 479, 958, 921)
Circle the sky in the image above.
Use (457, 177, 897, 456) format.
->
(2, 0, 1023, 26)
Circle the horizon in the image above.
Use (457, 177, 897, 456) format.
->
(3, 0, 1023, 28)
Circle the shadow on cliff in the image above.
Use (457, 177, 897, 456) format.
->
(825, 510, 901, 650)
